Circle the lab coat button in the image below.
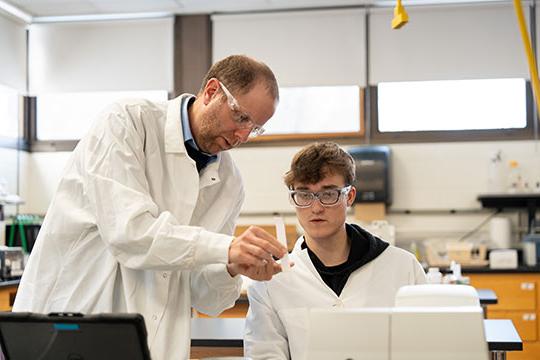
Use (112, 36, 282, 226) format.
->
(162, 272, 168, 279)
(152, 314, 157, 321)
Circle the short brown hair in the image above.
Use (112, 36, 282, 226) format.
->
(200, 55, 279, 100)
(284, 142, 355, 188)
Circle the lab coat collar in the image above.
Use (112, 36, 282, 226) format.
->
(164, 94, 191, 154)
(199, 160, 222, 188)
(165, 94, 224, 187)
(291, 223, 389, 298)
(293, 240, 339, 298)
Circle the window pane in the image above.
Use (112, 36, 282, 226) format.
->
(0, 84, 20, 138)
(37, 90, 169, 140)
(377, 78, 527, 132)
(263, 86, 361, 135)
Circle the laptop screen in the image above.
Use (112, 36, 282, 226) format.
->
(0, 312, 151, 360)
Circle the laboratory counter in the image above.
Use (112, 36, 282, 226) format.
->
(235, 288, 498, 304)
(0, 279, 20, 288)
(461, 265, 540, 274)
(190, 317, 522, 360)
(433, 264, 540, 274)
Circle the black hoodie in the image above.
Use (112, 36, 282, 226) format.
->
(301, 223, 389, 296)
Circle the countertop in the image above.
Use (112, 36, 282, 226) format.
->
(239, 288, 497, 305)
(0, 279, 20, 288)
(461, 265, 540, 274)
(191, 318, 522, 352)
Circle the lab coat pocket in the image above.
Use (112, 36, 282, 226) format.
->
(277, 308, 309, 360)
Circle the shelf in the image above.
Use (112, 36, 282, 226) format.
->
(477, 193, 540, 233)
(477, 193, 540, 208)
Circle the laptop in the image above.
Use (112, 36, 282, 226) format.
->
(0, 312, 151, 360)
(306, 307, 489, 360)
(306, 308, 391, 360)
(391, 307, 489, 360)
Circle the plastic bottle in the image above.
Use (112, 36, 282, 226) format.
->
(450, 261, 470, 285)
(442, 273, 456, 284)
(426, 267, 443, 284)
(442, 261, 458, 284)
(507, 160, 523, 193)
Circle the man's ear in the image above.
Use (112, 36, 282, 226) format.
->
(347, 186, 357, 207)
(202, 78, 220, 105)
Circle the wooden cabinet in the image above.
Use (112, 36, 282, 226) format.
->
(193, 299, 249, 318)
(190, 346, 243, 359)
(0, 284, 17, 311)
(469, 273, 540, 360)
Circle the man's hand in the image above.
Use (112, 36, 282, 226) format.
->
(227, 261, 281, 281)
(227, 226, 287, 280)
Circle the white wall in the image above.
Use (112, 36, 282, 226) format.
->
(231, 141, 540, 213)
(229, 141, 538, 243)
(19, 4, 540, 245)
(0, 13, 26, 217)
(21, 139, 538, 245)
(19, 151, 71, 214)
(0, 148, 20, 217)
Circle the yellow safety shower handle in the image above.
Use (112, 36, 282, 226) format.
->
(514, 0, 540, 122)
(392, 0, 409, 29)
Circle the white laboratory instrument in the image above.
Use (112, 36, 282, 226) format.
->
(489, 249, 518, 269)
(305, 306, 488, 360)
(391, 307, 488, 360)
(395, 284, 480, 307)
(307, 308, 390, 360)
(489, 217, 512, 249)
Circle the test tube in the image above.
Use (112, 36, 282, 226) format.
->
(274, 216, 291, 272)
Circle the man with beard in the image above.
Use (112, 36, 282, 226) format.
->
(13, 55, 287, 360)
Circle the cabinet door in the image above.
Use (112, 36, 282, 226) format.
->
(488, 310, 537, 342)
(190, 346, 243, 358)
(469, 277, 536, 311)
(193, 302, 249, 318)
(500, 337, 540, 360)
(0, 286, 17, 311)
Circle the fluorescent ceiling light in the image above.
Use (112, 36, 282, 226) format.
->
(0, 0, 32, 23)
(32, 11, 173, 24)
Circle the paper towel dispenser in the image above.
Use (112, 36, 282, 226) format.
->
(348, 146, 391, 205)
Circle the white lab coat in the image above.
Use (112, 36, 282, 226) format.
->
(13, 95, 244, 360)
(245, 237, 427, 360)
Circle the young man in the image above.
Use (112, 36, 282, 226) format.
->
(13, 55, 287, 360)
(244, 142, 426, 360)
